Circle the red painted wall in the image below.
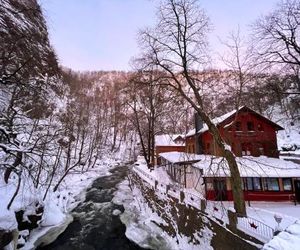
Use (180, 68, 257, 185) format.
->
(189, 111, 280, 158)
(206, 190, 294, 201)
(156, 145, 185, 155)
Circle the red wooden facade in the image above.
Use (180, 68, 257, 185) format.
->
(186, 106, 283, 158)
(184, 107, 296, 202)
(205, 177, 297, 202)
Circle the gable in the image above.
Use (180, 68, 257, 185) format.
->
(219, 106, 284, 131)
(184, 106, 283, 138)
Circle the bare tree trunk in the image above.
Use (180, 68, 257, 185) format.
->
(7, 173, 21, 210)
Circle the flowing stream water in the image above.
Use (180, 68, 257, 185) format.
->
(38, 164, 147, 250)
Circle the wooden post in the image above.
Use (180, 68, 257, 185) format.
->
(166, 184, 170, 194)
(200, 199, 206, 212)
(180, 191, 185, 203)
(184, 165, 187, 188)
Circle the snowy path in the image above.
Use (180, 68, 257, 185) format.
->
(37, 165, 147, 250)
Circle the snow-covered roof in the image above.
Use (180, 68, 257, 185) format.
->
(185, 108, 239, 137)
(192, 155, 300, 178)
(155, 134, 185, 146)
(185, 106, 283, 137)
(159, 152, 202, 164)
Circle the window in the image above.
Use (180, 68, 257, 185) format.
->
(257, 123, 264, 131)
(263, 178, 280, 191)
(283, 178, 292, 191)
(246, 177, 254, 190)
(258, 146, 264, 156)
(242, 143, 252, 156)
(206, 178, 213, 190)
(253, 178, 262, 190)
(235, 121, 242, 131)
(247, 121, 254, 131)
(244, 177, 262, 191)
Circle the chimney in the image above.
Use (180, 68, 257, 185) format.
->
(194, 113, 203, 154)
(195, 113, 203, 132)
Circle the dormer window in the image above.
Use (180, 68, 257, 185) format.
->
(247, 122, 254, 131)
(235, 122, 242, 131)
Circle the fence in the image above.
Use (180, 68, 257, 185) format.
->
(133, 166, 156, 186)
(132, 165, 275, 244)
(206, 202, 229, 224)
(237, 214, 274, 243)
(133, 166, 206, 208)
(184, 191, 203, 210)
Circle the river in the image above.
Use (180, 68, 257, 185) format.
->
(38, 165, 147, 250)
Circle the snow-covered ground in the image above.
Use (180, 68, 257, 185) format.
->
(270, 104, 300, 153)
(263, 220, 300, 250)
(113, 177, 214, 250)
(208, 201, 299, 231)
(0, 155, 121, 249)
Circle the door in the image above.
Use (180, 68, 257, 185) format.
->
(294, 180, 300, 202)
(213, 179, 227, 201)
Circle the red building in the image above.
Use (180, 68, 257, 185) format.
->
(183, 107, 300, 202)
(186, 106, 283, 158)
(155, 134, 185, 165)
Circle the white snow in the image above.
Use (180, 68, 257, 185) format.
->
(211, 201, 299, 231)
(134, 158, 300, 248)
(135, 156, 173, 185)
(159, 151, 203, 164)
(40, 202, 65, 227)
(112, 209, 122, 216)
(0, 154, 120, 249)
(270, 105, 300, 152)
(185, 106, 244, 137)
(113, 177, 214, 250)
(263, 220, 300, 250)
(192, 155, 300, 178)
(155, 134, 185, 146)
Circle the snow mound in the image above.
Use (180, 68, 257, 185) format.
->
(112, 209, 122, 216)
(264, 220, 300, 250)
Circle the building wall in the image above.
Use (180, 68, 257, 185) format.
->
(205, 177, 296, 201)
(186, 136, 196, 153)
(188, 111, 280, 158)
(185, 166, 204, 193)
(155, 145, 185, 165)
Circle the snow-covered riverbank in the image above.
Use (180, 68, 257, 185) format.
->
(1, 155, 122, 249)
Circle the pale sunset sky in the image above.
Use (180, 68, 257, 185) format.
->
(40, 0, 279, 71)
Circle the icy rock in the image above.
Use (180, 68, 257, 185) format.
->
(112, 209, 122, 216)
(41, 203, 65, 227)
(0, 230, 13, 249)
(33, 215, 73, 249)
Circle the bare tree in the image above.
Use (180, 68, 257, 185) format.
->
(136, 0, 246, 215)
(125, 71, 162, 167)
(253, 0, 300, 91)
(220, 28, 257, 110)
(252, 0, 300, 128)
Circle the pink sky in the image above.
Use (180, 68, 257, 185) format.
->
(41, 0, 279, 71)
